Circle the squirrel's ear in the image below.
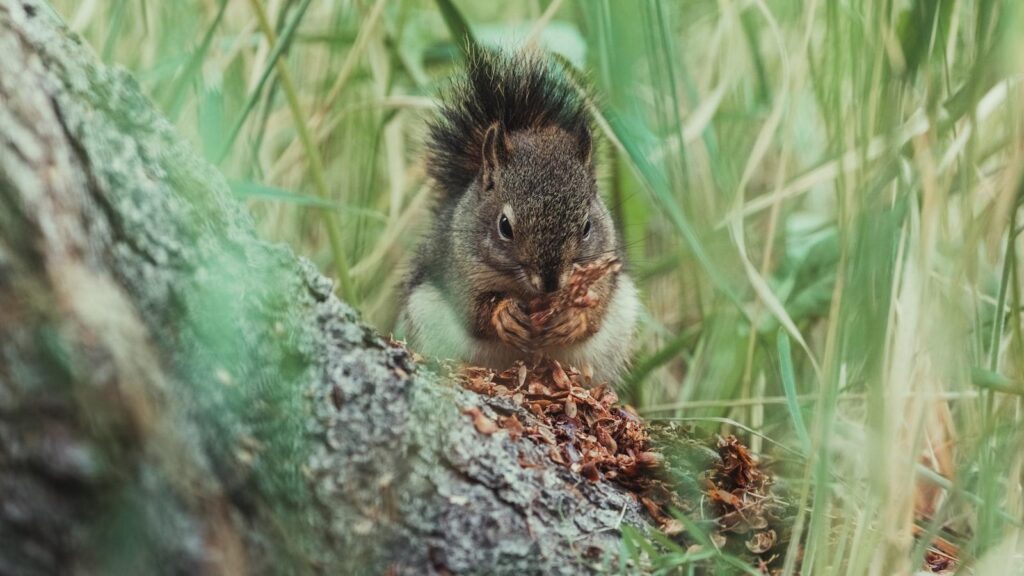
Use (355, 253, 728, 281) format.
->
(577, 126, 593, 167)
(481, 122, 509, 190)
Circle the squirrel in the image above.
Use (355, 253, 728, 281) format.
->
(401, 49, 640, 385)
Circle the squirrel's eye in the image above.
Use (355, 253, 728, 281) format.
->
(582, 218, 592, 240)
(498, 213, 514, 240)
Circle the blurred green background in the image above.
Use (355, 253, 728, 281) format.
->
(49, 0, 1024, 572)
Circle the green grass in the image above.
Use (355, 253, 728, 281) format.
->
(52, 0, 1024, 572)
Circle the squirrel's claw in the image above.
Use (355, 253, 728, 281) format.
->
(492, 298, 534, 351)
(535, 308, 590, 349)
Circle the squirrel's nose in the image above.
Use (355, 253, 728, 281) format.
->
(541, 271, 560, 293)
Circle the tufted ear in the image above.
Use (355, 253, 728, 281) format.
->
(481, 122, 509, 192)
(576, 125, 593, 167)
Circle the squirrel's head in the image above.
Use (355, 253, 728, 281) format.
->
(466, 122, 616, 298)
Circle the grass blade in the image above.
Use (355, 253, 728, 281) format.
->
(163, 0, 229, 120)
(216, 0, 313, 164)
(246, 0, 357, 305)
(971, 367, 1024, 397)
(433, 0, 477, 55)
(229, 181, 386, 221)
(777, 329, 811, 454)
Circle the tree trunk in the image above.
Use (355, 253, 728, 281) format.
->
(0, 2, 677, 574)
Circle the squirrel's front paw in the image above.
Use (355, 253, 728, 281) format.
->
(534, 308, 590, 349)
(492, 298, 534, 351)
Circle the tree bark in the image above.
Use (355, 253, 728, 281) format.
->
(0, 2, 673, 574)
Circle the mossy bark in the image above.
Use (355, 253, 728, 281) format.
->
(0, 2, 662, 574)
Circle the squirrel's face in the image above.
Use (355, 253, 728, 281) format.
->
(469, 124, 617, 298)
